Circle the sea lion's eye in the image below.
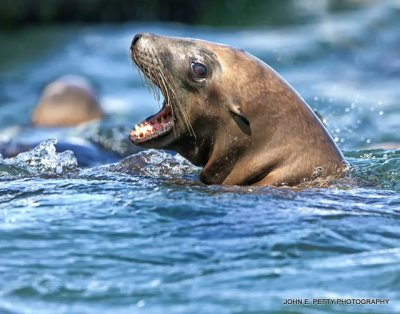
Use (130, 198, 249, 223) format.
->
(191, 62, 208, 79)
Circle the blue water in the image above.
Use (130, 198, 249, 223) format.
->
(0, 2, 400, 314)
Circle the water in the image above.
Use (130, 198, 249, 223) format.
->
(1, 2, 400, 314)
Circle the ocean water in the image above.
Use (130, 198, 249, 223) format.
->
(0, 2, 400, 314)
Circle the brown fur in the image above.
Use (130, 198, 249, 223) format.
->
(130, 33, 347, 186)
(32, 75, 103, 127)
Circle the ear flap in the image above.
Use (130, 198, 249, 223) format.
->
(229, 104, 250, 126)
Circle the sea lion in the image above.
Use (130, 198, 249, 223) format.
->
(32, 75, 103, 127)
(0, 75, 126, 166)
(129, 33, 347, 186)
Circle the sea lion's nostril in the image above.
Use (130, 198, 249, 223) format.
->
(131, 33, 142, 50)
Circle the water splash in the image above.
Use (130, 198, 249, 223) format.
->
(109, 149, 199, 179)
(346, 149, 400, 191)
(0, 139, 78, 178)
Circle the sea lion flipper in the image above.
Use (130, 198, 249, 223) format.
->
(229, 104, 250, 126)
(129, 33, 346, 186)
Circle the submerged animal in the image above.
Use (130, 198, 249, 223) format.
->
(32, 75, 103, 127)
(129, 33, 347, 186)
(0, 75, 122, 166)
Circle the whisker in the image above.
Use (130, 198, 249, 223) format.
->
(163, 71, 196, 139)
(132, 57, 146, 89)
(134, 46, 197, 140)
(157, 63, 184, 139)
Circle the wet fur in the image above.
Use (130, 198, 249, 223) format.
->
(130, 33, 347, 186)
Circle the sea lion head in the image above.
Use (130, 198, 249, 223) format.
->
(32, 75, 103, 127)
(130, 34, 262, 162)
(129, 33, 345, 185)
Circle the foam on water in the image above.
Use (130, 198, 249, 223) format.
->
(110, 150, 199, 178)
(0, 139, 78, 178)
(2, 138, 399, 193)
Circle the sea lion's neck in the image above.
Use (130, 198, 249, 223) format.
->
(194, 121, 254, 185)
(169, 134, 213, 168)
(199, 138, 245, 185)
(199, 142, 280, 186)
(199, 97, 345, 186)
(168, 127, 244, 184)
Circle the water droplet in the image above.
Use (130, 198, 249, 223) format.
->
(150, 279, 161, 287)
(137, 300, 146, 308)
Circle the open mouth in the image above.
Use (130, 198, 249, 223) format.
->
(129, 46, 175, 145)
(129, 100, 173, 144)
